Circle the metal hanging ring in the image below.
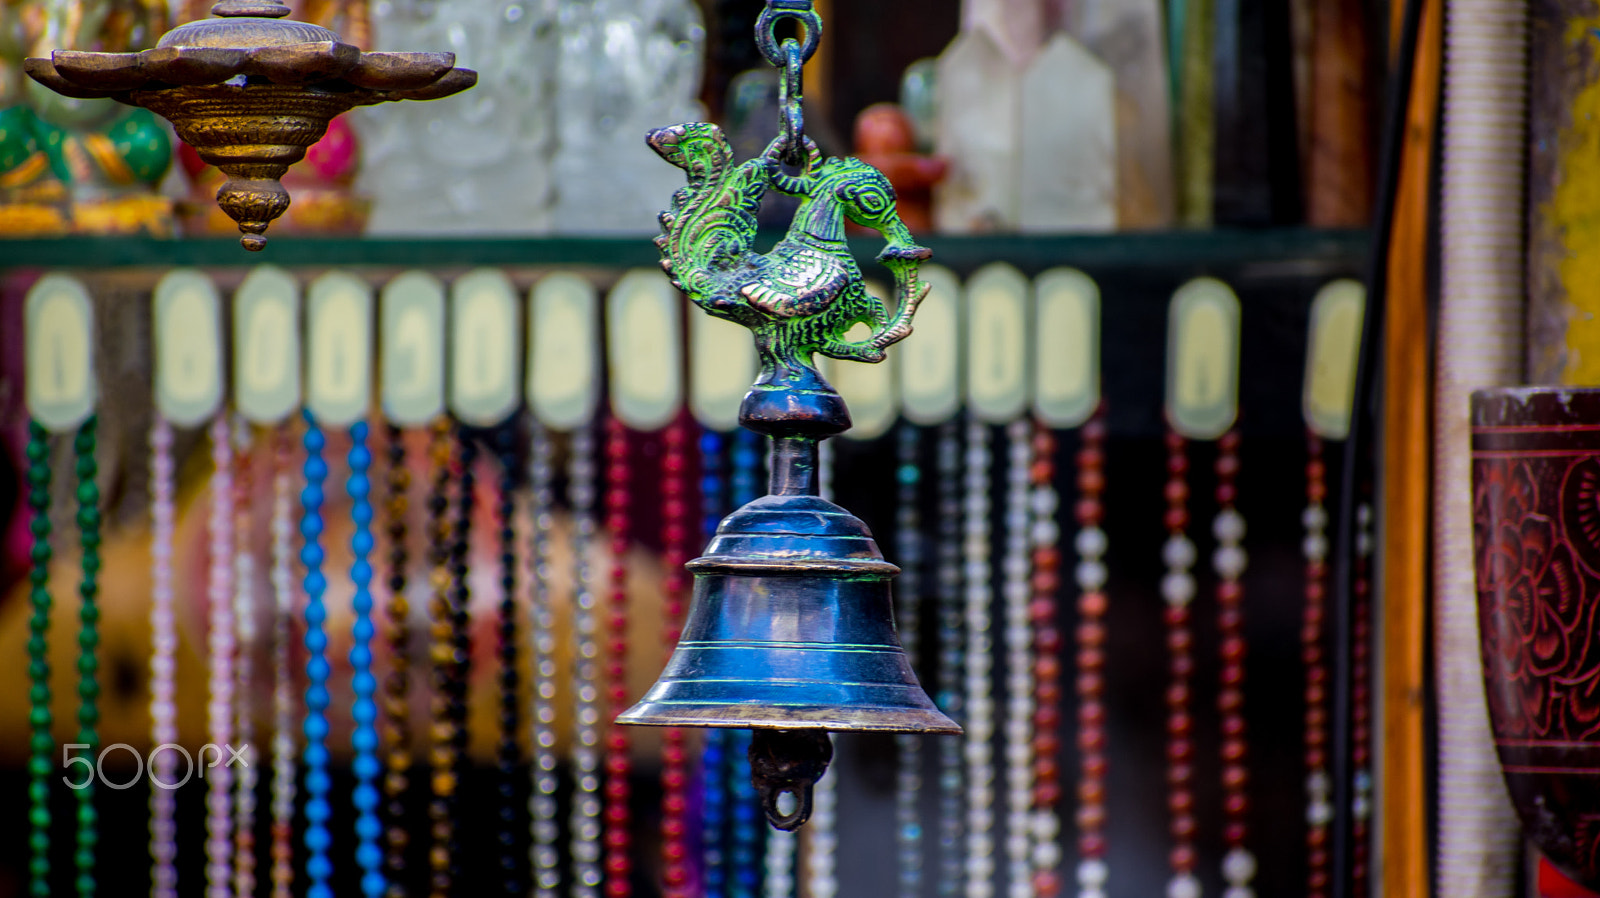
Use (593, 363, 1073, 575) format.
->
(755, 0, 822, 68)
(777, 39, 805, 165)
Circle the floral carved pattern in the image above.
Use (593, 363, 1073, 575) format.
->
(1474, 456, 1600, 741)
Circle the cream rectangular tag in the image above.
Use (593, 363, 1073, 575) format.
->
(25, 274, 97, 433)
(449, 268, 521, 427)
(966, 262, 1030, 423)
(306, 271, 373, 427)
(690, 309, 756, 433)
(1303, 279, 1365, 440)
(1033, 267, 1100, 428)
(898, 265, 962, 425)
(234, 266, 300, 425)
(1165, 277, 1241, 440)
(828, 282, 897, 440)
(154, 269, 224, 428)
(528, 273, 600, 432)
(607, 270, 683, 431)
(380, 270, 445, 427)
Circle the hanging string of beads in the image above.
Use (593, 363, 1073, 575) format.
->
(965, 416, 995, 898)
(233, 417, 259, 898)
(1003, 420, 1035, 898)
(207, 412, 236, 898)
(661, 417, 694, 898)
(349, 421, 385, 898)
(604, 415, 634, 898)
(1352, 500, 1374, 898)
(425, 417, 457, 898)
(570, 423, 604, 898)
(1161, 429, 1198, 898)
(300, 414, 334, 898)
(382, 423, 412, 898)
(728, 427, 764, 898)
(1213, 430, 1254, 898)
(25, 420, 53, 898)
(699, 428, 730, 898)
(149, 417, 178, 898)
(494, 426, 524, 896)
(270, 429, 297, 898)
(894, 424, 924, 898)
(445, 426, 478, 891)
(935, 421, 965, 898)
(73, 416, 101, 898)
(1024, 421, 1056, 898)
(1303, 432, 1331, 898)
(1065, 411, 1107, 898)
(529, 422, 561, 898)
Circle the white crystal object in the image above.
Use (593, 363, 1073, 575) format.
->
(1166, 873, 1201, 898)
(1018, 33, 1116, 232)
(1213, 545, 1248, 579)
(1077, 859, 1109, 887)
(358, 0, 560, 234)
(1161, 571, 1195, 606)
(1076, 526, 1107, 557)
(1163, 535, 1196, 569)
(934, 27, 1021, 232)
(1214, 508, 1246, 541)
(1222, 847, 1257, 884)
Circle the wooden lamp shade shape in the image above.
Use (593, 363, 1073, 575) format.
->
(24, 0, 475, 250)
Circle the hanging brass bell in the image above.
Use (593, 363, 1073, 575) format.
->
(619, 396, 960, 831)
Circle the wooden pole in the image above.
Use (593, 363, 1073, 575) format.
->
(1379, 0, 1439, 894)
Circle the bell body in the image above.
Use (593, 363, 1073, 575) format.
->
(618, 489, 958, 735)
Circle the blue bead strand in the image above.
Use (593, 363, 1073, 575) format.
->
(934, 422, 965, 898)
(299, 414, 334, 898)
(697, 428, 728, 898)
(347, 422, 385, 898)
(727, 427, 763, 898)
(895, 423, 924, 898)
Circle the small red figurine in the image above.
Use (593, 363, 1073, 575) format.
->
(852, 102, 946, 234)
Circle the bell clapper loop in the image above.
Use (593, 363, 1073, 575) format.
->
(749, 729, 834, 831)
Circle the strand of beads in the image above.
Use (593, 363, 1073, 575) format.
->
(446, 428, 478, 890)
(662, 418, 694, 898)
(349, 422, 385, 898)
(805, 440, 839, 898)
(73, 417, 101, 898)
(529, 422, 561, 898)
(149, 418, 178, 898)
(270, 430, 297, 898)
(494, 427, 524, 896)
(1066, 412, 1107, 898)
(207, 413, 236, 898)
(728, 427, 764, 898)
(935, 422, 965, 898)
(1213, 430, 1254, 898)
(965, 416, 996, 898)
(25, 421, 53, 898)
(382, 423, 412, 898)
(425, 418, 457, 898)
(300, 414, 334, 898)
(233, 417, 260, 898)
(699, 429, 730, 898)
(895, 424, 924, 898)
(604, 416, 634, 898)
(570, 423, 604, 898)
(1161, 429, 1198, 898)
(1303, 433, 1331, 898)
(1003, 420, 1035, 898)
(1352, 501, 1374, 898)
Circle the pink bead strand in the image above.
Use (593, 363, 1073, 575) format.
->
(269, 430, 297, 898)
(149, 418, 178, 898)
(233, 416, 259, 898)
(207, 414, 236, 898)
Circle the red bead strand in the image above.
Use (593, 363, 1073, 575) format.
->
(1214, 429, 1254, 895)
(661, 417, 693, 898)
(1352, 499, 1374, 898)
(1162, 429, 1198, 898)
(1064, 408, 1108, 898)
(1303, 434, 1331, 898)
(604, 417, 634, 898)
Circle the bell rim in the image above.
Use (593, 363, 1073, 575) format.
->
(615, 702, 962, 735)
(686, 554, 900, 576)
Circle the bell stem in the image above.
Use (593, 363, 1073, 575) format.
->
(769, 436, 821, 496)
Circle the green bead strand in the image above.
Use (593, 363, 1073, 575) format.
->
(25, 420, 52, 898)
(73, 416, 99, 898)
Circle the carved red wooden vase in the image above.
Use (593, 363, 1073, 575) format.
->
(1471, 387, 1600, 890)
